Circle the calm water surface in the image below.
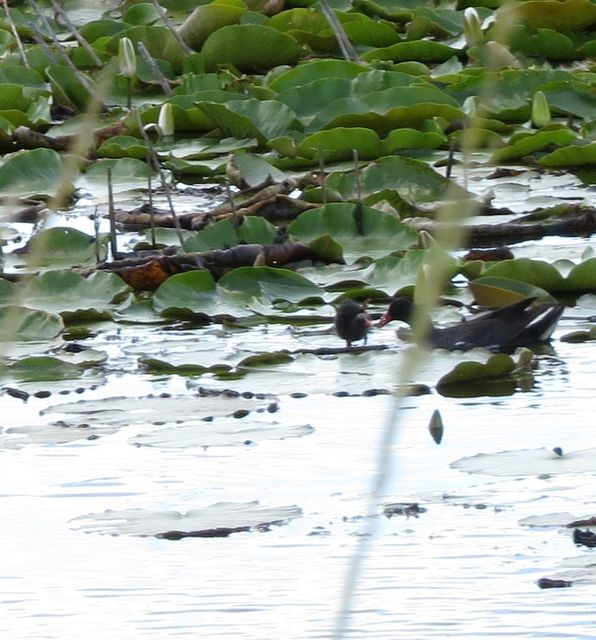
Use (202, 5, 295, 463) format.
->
(1, 306, 594, 639)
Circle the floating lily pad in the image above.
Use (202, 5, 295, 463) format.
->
(183, 216, 278, 252)
(288, 203, 419, 261)
(0, 422, 116, 449)
(437, 353, 516, 397)
(218, 266, 323, 305)
(201, 24, 303, 72)
(131, 419, 313, 448)
(153, 270, 247, 318)
(70, 501, 303, 538)
(0, 356, 83, 383)
(324, 156, 470, 206)
(197, 98, 299, 141)
(10, 271, 131, 319)
(42, 390, 276, 426)
(78, 158, 160, 198)
(540, 142, 596, 167)
(479, 258, 567, 293)
(13, 227, 106, 268)
(0, 305, 63, 342)
(0, 148, 67, 199)
(468, 277, 555, 306)
(452, 446, 596, 477)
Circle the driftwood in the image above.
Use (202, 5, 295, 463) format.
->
(12, 122, 127, 156)
(114, 182, 316, 231)
(407, 204, 596, 247)
(96, 241, 318, 290)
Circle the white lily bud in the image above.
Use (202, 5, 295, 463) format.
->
(531, 90, 551, 128)
(118, 37, 136, 79)
(462, 95, 479, 118)
(463, 7, 483, 47)
(158, 103, 175, 137)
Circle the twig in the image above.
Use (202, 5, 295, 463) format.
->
(3, 0, 30, 68)
(136, 41, 173, 96)
(29, 24, 57, 64)
(135, 112, 185, 246)
(27, 0, 105, 107)
(150, 0, 194, 55)
(93, 205, 101, 263)
(50, 0, 103, 67)
(107, 167, 119, 259)
(319, 0, 360, 62)
(147, 152, 156, 247)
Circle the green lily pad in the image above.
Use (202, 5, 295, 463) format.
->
(468, 277, 555, 306)
(0, 148, 67, 199)
(495, 0, 596, 33)
(0, 356, 83, 383)
(45, 64, 95, 112)
(183, 216, 278, 252)
(268, 59, 366, 93)
(362, 40, 460, 63)
(97, 135, 150, 160)
(437, 353, 515, 395)
(540, 142, 596, 167)
(201, 24, 303, 72)
(153, 270, 219, 318)
(365, 250, 449, 295)
(479, 258, 567, 293)
(230, 151, 289, 187)
(218, 266, 323, 305)
(78, 158, 159, 197)
(565, 258, 596, 292)
(197, 98, 299, 141)
(12, 271, 131, 320)
(325, 156, 470, 206)
(288, 203, 419, 261)
(43, 391, 276, 426)
(179, 2, 245, 50)
(14, 227, 105, 268)
(0, 305, 63, 342)
(307, 86, 462, 135)
(491, 128, 577, 163)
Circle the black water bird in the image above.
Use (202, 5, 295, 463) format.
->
(378, 296, 564, 352)
(335, 300, 372, 348)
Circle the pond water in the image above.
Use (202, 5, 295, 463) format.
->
(1, 301, 595, 639)
(1, 161, 595, 638)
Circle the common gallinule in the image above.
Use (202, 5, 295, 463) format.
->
(378, 296, 564, 352)
(335, 300, 372, 347)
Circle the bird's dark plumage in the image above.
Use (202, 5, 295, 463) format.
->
(335, 300, 371, 347)
(378, 296, 564, 352)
